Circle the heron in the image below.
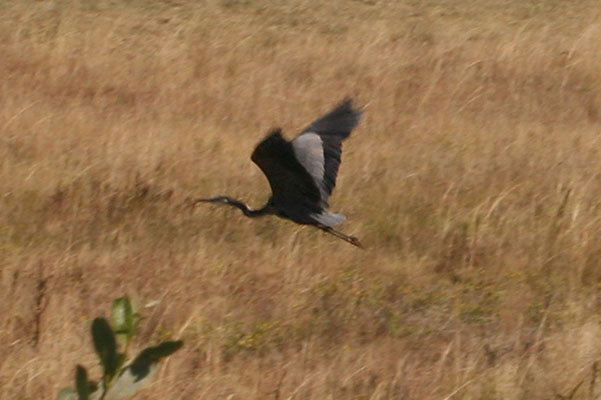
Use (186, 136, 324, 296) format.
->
(196, 98, 363, 248)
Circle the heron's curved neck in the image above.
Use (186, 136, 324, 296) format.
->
(224, 197, 273, 217)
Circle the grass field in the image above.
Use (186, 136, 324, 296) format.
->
(2, 1, 601, 399)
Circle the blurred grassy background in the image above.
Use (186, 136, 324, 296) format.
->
(2, 1, 601, 399)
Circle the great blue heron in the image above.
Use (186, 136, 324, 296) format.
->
(196, 99, 363, 248)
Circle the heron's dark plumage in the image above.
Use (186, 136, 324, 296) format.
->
(198, 98, 364, 247)
(251, 129, 322, 211)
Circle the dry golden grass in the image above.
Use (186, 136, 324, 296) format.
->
(2, 0, 601, 398)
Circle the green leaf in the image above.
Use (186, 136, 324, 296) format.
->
(87, 380, 98, 395)
(91, 318, 118, 379)
(75, 365, 89, 400)
(102, 366, 155, 400)
(111, 297, 138, 338)
(129, 340, 184, 380)
(100, 341, 183, 400)
(116, 352, 127, 371)
(57, 388, 77, 400)
(59, 373, 96, 400)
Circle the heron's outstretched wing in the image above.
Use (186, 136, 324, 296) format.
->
(251, 129, 321, 209)
(291, 98, 362, 207)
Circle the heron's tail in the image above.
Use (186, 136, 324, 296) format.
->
(312, 211, 346, 227)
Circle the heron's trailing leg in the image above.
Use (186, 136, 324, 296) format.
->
(317, 224, 363, 248)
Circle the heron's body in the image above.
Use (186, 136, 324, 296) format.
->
(197, 99, 363, 247)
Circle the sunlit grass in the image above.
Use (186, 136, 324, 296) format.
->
(2, 1, 601, 399)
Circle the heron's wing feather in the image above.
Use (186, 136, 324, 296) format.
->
(291, 133, 328, 204)
(300, 98, 362, 139)
(251, 130, 321, 207)
(292, 98, 362, 204)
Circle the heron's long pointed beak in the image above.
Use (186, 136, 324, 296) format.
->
(193, 197, 216, 206)
(193, 197, 230, 206)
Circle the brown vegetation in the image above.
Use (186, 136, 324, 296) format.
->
(2, 1, 601, 398)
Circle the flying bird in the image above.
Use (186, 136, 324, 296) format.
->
(196, 99, 363, 248)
